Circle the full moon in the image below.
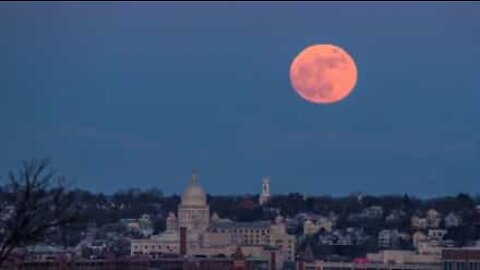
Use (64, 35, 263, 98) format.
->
(289, 44, 358, 104)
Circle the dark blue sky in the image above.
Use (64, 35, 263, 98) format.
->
(1, 2, 479, 197)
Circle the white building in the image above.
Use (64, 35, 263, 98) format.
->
(131, 171, 295, 267)
(362, 205, 384, 219)
(386, 210, 406, 223)
(317, 217, 334, 233)
(303, 219, 320, 236)
(444, 212, 462, 228)
(121, 214, 154, 237)
(417, 240, 442, 256)
(413, 231, 427, 249)
(426, 209, 442, 228)
(427, 229, 448, 240)
(411, 215, 429, 230)
(259, 176, 271, 205)
(378, 229, 399, 249)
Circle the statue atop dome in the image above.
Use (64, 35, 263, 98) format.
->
(192, 168, 198, 184)
(181, 169, 207, 207)
(178, 169, 210, 232)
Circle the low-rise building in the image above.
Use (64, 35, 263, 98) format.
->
(442, 247, 480, 270)
(378, 229, 399, 249)
(121, 214, 154, 237)
(412, 216, 429, 230)
(444, 213, 462, 228)
(413, 231, 428, 249)
(362, 206, 384, 219)
(386, 210, 406, 223)
(426, 209, 442, 228)
(428, 229, 448, 241)
(304, 219, 321, 236)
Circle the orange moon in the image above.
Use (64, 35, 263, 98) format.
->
(289, 44, 358, 104)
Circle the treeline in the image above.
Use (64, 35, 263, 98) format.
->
(1, 185, 479, 239)
(2, 186, 479, 227)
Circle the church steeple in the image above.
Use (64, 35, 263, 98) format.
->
(259, 176, 271, 205)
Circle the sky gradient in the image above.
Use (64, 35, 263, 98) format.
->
(1, 2, 479, 197)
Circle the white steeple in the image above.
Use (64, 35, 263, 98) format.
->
(259, 176, 271, 205)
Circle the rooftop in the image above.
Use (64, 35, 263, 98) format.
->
(208, 221, 271, 230)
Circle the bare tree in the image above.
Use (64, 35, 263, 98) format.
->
(0, 159, 80, 267)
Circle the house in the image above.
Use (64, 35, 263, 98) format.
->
(303, 219, 320, 236)
(411, 216, 428, 230)
(318, 234, 335, 245)
(413, 231, 427, 249)
(346, 227, 369, 245)
(426, 209, 441, 228)
(386, 210, 406, 223)
(427, 229, 447, 241)
(317, 216, 334, 233)
(121, 214, 154, 237)
(417, 240, 442, 256)
(378, 229, 399, 249)
(444, 212, 462, 228)
(362, 206, 384, 219)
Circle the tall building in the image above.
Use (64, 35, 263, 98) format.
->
(259, 176, 271, 205)
(178, 170, 210, 233)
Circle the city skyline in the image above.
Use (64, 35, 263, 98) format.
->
(1, 2, 479, 197)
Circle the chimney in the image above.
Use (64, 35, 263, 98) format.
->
(232, 246, 246, 270)
(297, 260, 304, 270)
(270, 251, 276, 270)
(180, 227, 187, 256)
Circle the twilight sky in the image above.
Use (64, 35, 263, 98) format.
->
(0, 2, 479, 197)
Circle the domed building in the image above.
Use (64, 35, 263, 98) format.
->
(178, 170, 210, 232)
(131, 171, 296, 269)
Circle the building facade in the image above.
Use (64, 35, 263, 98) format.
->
(259, 177, 271, 206)
(442, 248, 480, 270)
(131, 171, 295, 269)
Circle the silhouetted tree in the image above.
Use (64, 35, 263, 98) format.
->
(0, 159, 81, 267)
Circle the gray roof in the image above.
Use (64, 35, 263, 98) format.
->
(208, 221, 271, 230)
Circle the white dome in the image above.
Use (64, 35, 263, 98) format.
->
(181, 171, 207, 207)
